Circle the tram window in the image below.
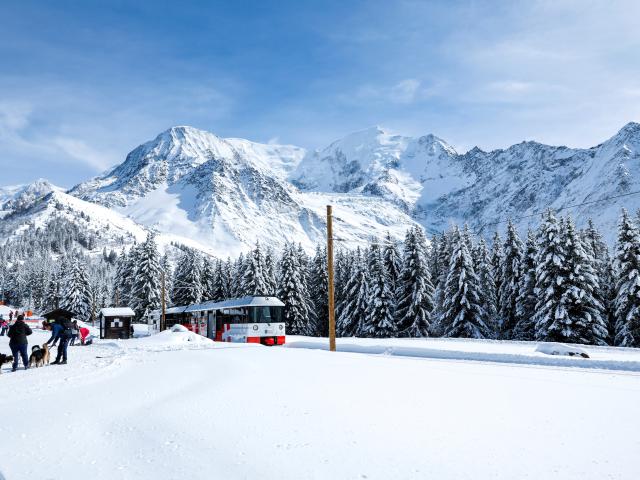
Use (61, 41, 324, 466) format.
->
(253, 306, 283, 323)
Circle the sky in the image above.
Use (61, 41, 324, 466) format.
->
(1, 0, 639, 187)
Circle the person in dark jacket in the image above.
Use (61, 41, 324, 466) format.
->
(7, 314, 32, 371)
(52, 317, 73, 365)
(46, 320, 64, 347)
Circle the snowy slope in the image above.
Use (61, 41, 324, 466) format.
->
(69, 126, 419, 256)
(1, 331, 639, 480)
(0, 189, 149, 252)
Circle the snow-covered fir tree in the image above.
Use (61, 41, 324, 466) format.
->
(499, 220, 523, 339)
(513, 229, 537, 340)
(473, 237, 498, 333)
(582, 219, 615, 341)
(440, 227, 491, 339)
(337, 248, 368, 337)
(60, 256, 91, 319)
(172, 249, 203, 306)
(490, 231, 504, 327)
(309, 245, 329, 337)
(560, 218, 608, 345)
(533, 210, 569, 342)
(361, 244, 396, 338)
(613, 210, 640, 347)
(395, 227, 434, 337)
(130, 233, 162, 318)
(382, 232, 401, 302)
(277, 243, 312, 335)
(242, 241, 268, 296)
(263, 247, 278, 295)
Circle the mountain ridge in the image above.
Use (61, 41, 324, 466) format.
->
(1, 122, 639, 257)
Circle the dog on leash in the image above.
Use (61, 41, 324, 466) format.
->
(0, 353, 14, 374)
(29, 343, 50, 368)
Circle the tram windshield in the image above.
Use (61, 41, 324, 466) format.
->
(252, 306, 283, 323)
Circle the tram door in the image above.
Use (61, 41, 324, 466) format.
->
(207, 311, 215, 340)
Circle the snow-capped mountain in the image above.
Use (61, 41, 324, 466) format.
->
(292, 122, 640, 241)
(2, 122, 639, 256)
(68, 126, 417, 256)
(0, 179, 62, 218)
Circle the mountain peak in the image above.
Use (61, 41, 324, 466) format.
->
(615, 121, 640, 138)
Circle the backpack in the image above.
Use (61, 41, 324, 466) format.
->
(61, 319, 74, 336)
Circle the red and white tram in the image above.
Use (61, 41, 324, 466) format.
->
(151, 296, 286, 346)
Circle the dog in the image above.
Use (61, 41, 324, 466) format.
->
(0, 353, 14, 374)
(29, 343, 50, 368)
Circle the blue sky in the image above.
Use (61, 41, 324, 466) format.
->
(1, 0, 639, 187)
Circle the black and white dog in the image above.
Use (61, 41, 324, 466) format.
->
(0, 353, 14, 374)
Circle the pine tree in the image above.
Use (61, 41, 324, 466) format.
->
(440, 227, 490, 339)
(382, 232, 401, 301)
(533, 210, 569, 342)
(130, 233, 162, 318)
(499, 220, 523, 339)
(613, 209, 640, 347)
(362, 244, 396, 338)
(201, 257, 217, 301)
(263, 247, 277, 295)
(60, 256, 91, 319)
(513, 229, 537, 340)
(582, 219, 615, 343)
(560, 217, 608, 345)
(172, 249, 203, 306)
(490, 231, 504, 327)
(337, 248, 368, 337)
(242, 241, 268, 296)
(277, 243, 311, 335)
(211, 260, 226, 301)
(309, 245, 329, 337)
(395, 227, 434, 337)
(160, 254, 173, 306)
(431, 231, 452, 336)
(473, 237, 498, 337)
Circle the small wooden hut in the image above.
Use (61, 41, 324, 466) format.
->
(99, 307, 135, 340)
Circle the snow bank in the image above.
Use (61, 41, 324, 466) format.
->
(286, 336, 640, 372)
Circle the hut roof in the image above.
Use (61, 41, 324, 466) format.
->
(42, 308, 76, 320)
(100, 308, 135, 317)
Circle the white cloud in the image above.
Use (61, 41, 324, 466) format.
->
(52, 137, 114, 171)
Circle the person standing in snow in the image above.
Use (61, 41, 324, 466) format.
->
(52, 317, 74, 365)
(69, 320, 79, 346)
(7, 314, 32, 371)
(0, 316, 8, 336)
(46, 319, 64, 347)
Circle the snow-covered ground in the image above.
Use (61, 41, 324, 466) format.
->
(1, 331, 639, 479)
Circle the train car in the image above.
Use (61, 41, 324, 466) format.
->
(150, 296, 286, 346)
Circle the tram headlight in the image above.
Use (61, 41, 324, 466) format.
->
(253, 325, 258, 331)
(279, 324, 283, 330)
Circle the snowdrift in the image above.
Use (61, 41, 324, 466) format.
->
(134, 324, 214, 346)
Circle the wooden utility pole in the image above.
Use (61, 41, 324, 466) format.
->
(161, 270, 166, 332)
(327, 205, 336, 352)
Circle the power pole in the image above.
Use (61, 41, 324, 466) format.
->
(327, 205, 336, 352)
(161, 270, 166, 332)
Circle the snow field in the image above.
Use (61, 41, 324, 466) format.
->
(1, 331, 639, 479)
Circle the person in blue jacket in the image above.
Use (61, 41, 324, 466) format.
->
(46, 319, 64, 347)
(52, 317, 74, 365)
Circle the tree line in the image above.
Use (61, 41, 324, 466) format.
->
(1, 209, 640, 347)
